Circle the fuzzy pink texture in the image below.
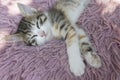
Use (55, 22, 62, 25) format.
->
(0, 0, 120, 80)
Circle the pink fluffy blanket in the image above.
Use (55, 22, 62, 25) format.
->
(0, 0, 120, 80)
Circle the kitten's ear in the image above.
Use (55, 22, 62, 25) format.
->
(1, 34, 24, 42)
(17, 3, 38, 17)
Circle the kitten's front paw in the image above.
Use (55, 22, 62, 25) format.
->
(69, 59, 85, 76)
(89, 53, 101, 68)
(85, 52, 102, 68)
(80, 43, 101, 68)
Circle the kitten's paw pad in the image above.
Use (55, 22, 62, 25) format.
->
(70, 61, 85, 76)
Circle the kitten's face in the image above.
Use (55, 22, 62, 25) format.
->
(18, 13, 53, 46)
(12, 3, 53, 46)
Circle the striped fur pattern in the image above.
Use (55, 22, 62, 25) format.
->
(5, 0, 101, 76)
(16, 13, 53, 46)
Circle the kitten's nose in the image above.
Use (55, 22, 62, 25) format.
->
(40, 31, 46, 37)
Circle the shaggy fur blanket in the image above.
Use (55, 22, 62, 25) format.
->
(0, 0, 120, 80)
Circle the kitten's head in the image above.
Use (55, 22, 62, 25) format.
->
(4, 3, 53, 46)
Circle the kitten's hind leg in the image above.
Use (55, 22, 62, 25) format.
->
(77, 28, 101, 68)
(55, 0, 90, 24)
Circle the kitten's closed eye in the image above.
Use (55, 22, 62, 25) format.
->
(35, 14, 47, 29)
(27, 37, 37, 46)
(37, 14, 47, 25)
(31, 39, 37, 46)
(31, 35, 38, 39)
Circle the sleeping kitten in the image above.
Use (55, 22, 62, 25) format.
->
(4, 0, 101, 76)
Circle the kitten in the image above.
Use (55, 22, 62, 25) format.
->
(4, 0, 101, 76)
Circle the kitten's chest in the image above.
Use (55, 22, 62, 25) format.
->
(51, 23, 61, 39)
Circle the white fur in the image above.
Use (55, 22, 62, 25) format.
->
(67, 39, 85, 76)
(30, 13, 54, 45)
(76, 27, 101, 68)
(17, 1, 98, 76)
(60, 0, 90, 24)
(51, 26, 60, 38)
(17, 3, 54, 45)
(76, 28, 90, 44)
(83, 52, 101, 68)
